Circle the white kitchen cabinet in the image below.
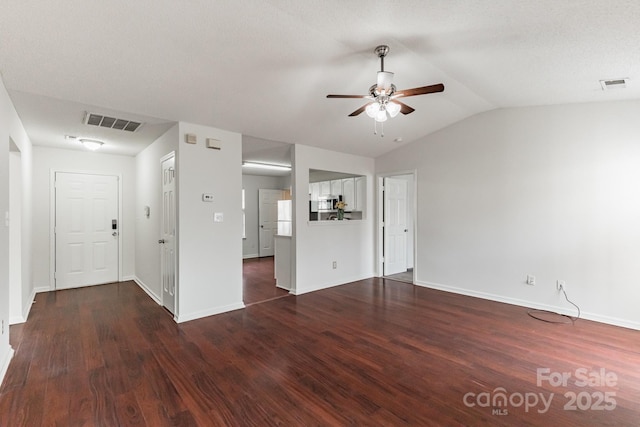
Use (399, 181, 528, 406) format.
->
(341, 178, 355, 210)
(309, 182, 320, 201)
(330, 179, 342, 197)
(319, 181, 331, 197)
(355, 176, 365, 211)
(274, 235, 292, 291)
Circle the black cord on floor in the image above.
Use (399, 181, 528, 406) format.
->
(527, 286, 581, 324)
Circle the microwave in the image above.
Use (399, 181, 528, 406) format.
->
(317, 196, 338, 211)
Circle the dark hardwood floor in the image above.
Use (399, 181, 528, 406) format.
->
(1, 278, 639, 426)
(243, 256, 289, 306)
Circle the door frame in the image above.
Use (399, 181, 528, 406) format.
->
(376, 170, 418, 280)
(49, 169, 124, 290)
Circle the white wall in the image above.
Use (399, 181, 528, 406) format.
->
(176, 123, 243, 322)
(242, 174, 289, 258)
(293, 144, 375, 294)
(134, 125, 178, 301)
(376, 100, 640, 330)
(0, 78, 33, 384)
(32, 147, 136, 289)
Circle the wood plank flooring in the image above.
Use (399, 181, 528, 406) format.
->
(243, 256, 289, 306)
(1, 278, 639, 426)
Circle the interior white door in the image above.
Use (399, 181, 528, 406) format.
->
(259, 189, 283, 257)
(55, 172, 119, 289)
(161, 155, 177, 314)
(383, 177, 408, 276)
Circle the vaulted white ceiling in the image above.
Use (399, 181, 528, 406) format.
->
(1, 1, 638, 158)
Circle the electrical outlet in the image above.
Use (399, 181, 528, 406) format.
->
(332, 261, 337, 269)
(557, 280, 565, 291)
(526, 274, 535, 285)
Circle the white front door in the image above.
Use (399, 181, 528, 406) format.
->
(161, 155, 177, 314)
(383, 177, 408, 276)
(258, 189, 282, 257)
(55, 172, 119, 289)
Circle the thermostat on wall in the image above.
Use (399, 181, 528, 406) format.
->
(202, 193, 214, 202)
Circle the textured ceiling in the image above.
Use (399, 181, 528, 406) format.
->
(1, 0, 638, 158)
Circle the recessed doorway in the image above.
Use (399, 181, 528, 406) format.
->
(378, 172, 416, 284)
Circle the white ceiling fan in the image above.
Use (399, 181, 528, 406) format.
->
(327, 45, 444, 135)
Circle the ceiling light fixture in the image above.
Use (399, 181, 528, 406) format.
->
(242, 162, 291, 172)
(79, 138, 104, 151)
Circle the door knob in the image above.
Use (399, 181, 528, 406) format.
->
(158, 239, 165, 244)
(112, 231, 118, 237)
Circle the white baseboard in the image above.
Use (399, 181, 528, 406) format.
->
(293, 274, 372, 296)
(0, 347, 15, 388)
(33, 285, 51, 293)
(133, 276, 161, 305)
(122, 275, 135, 282)
(176, 302, 245, 323)
(11, 286, 48, 325)
(415, 280, 640, 331)
(243, 253, 259, 259)
(9, 315, 25, 325)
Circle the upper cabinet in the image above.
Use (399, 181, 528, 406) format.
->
(342, 178, 355, 209)
(319, 180, 331, 197)
(355, 176, 365, 212)
(309, 182, 320, 201)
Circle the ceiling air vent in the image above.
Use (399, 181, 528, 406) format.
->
(84, 112, 143, 132)
(600, 78, 629, 91)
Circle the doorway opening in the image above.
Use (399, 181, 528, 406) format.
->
(378, 172, 416, 284)
(241, 137, 293, 305)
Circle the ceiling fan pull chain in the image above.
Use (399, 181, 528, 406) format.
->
(381, 121, 384, 137)
(374, 120, 377, 135)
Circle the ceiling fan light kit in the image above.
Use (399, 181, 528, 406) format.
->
(327, 45, 445, 137)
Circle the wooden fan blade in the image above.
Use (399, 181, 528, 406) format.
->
(394, 100, 415, 115)
(394, 83, 444, 98)
(327, 94, 368, 99)
(348, 103, 371, 117)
